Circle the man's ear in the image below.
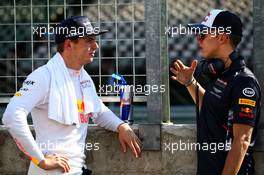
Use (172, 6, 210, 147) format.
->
(218, 33, 229, 44)
(64, 39, 72, 51)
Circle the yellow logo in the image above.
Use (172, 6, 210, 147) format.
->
(77, 99, 85, 112)
(14, 92, 22, 97)
(239, 98, 256, 107)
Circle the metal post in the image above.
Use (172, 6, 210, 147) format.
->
(160, 0, 170, 123)
(138, 0, 169, 150)
(253, 0, 264, 151)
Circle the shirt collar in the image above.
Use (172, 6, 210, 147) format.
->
(222, 59, 245, 76)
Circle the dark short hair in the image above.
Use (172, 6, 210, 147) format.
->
(229, 34, 242, 48)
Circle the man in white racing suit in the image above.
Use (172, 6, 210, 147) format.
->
(2, 16, 141, 175)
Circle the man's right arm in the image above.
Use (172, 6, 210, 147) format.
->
(170, 59, 205, 108)
(2, 68, 48, 165)
(2, 68, 70, 172)
(186, 78, 205, 109)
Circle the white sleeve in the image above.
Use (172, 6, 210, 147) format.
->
(2, 67, 49, 165)
(92, 100, 124, 132)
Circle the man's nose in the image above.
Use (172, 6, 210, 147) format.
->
(89, 41, 99, 51)
(92, 41, 99, 50)
(95, 41, 99, 49)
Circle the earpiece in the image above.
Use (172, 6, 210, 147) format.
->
(201, 59, 225, 75)
(229, 50, 241, 62)
(195, 59, 225, 81)
(195, 50, 242, 80)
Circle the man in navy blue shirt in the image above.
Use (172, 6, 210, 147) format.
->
(170, 9, 261, 175)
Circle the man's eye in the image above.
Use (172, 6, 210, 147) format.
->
(86, 37, 96, 43)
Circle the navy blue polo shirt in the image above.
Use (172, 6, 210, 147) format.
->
(197, 59, 261, 175)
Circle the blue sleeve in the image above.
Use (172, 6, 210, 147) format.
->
(231, 76, 261, 127)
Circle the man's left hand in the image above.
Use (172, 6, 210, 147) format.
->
(118, 123, 142, 158)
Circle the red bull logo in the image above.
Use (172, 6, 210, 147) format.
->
(77, 99, 93, 123)
(239, 112, 254, 118)
(241, 107, 253, 114)
(77, 99, 85, 112)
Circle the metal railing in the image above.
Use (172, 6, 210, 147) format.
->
(0, 0, 146, 101)
(0, 0, 260, 150)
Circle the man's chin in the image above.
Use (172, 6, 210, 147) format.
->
(200, 52, 207, 59)
(201, 52, 211, 60)
(84, 57, 93, 64)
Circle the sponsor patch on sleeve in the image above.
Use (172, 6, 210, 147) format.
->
(14, 91, 22, 97)
(23, 80, 35, 86)
(242, 87, 255, 97)
(238, 98, 256, 107)
(239, 112, 255, 118)
(240, 107, 253, 113)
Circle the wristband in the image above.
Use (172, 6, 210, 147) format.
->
(184, 77, 195, 87)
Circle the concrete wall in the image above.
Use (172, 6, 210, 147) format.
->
(0, 124, 263, 175)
